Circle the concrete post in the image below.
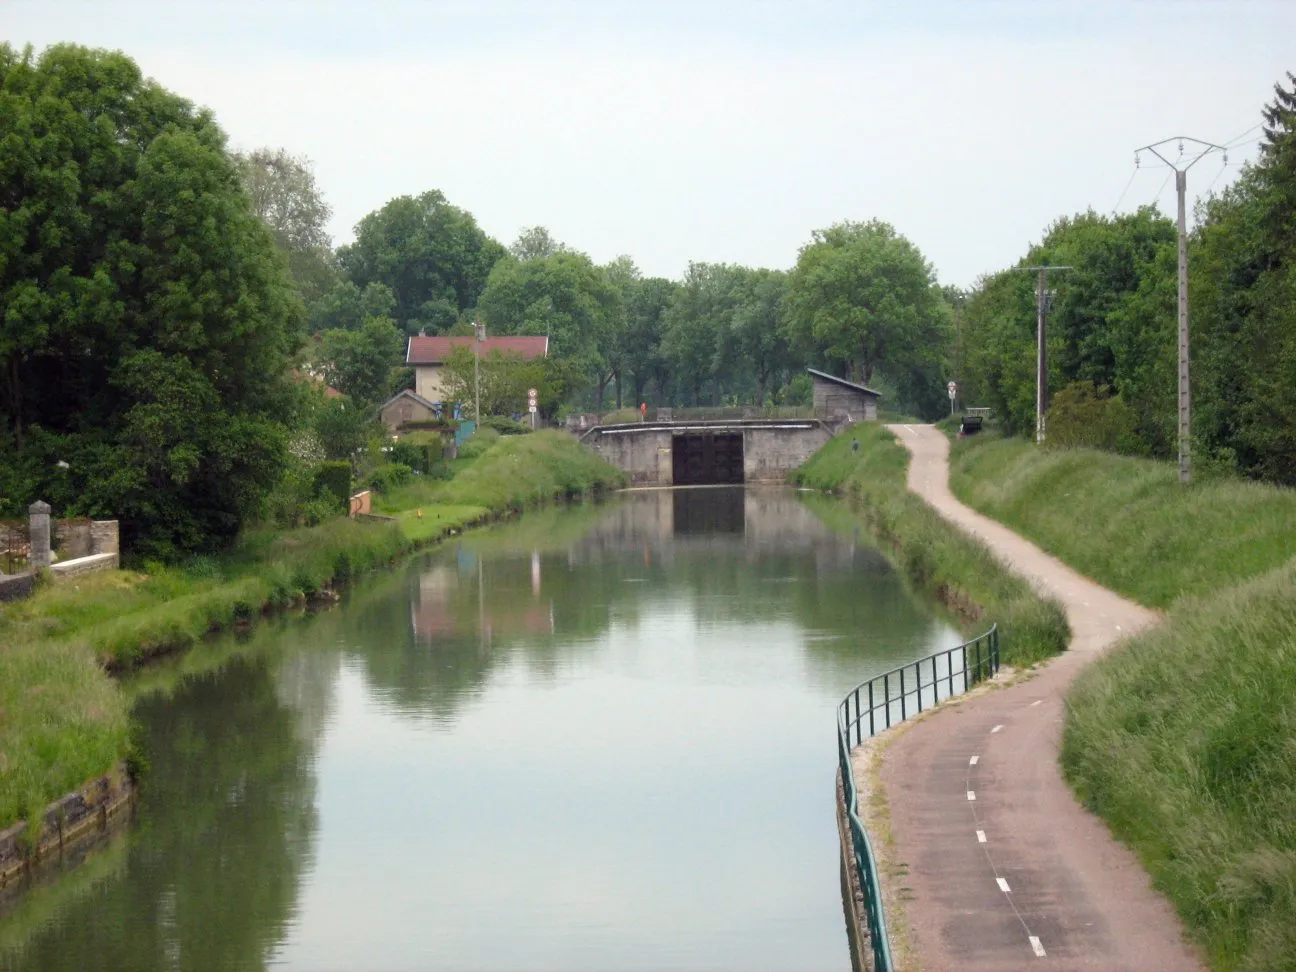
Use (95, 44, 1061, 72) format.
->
(28, 501, 52, 570)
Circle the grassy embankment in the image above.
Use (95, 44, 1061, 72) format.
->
(0, 430, 624, 832)
(793, 423, 1069, 667)
(947, 432, 1296, 970)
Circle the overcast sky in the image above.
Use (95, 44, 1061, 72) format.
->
(6, 0, 1292, 286)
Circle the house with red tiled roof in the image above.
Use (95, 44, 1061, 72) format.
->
(406, 332, 549, 404)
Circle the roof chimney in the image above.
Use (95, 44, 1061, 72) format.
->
(418, 328, 426, 337)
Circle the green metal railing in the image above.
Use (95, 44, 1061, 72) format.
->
(836, 625, 999, 971)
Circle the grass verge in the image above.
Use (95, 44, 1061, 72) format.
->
(0, 430, 623, 833)
(948, 434, 1296, 608)
(793, 423, 1069, 667)
(1062, 561, 1296, 970)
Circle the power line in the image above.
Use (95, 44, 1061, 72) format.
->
(1222, 124, 1261, 147)
(1152, 171, 1173, 208)
(1111, 166, 1140, 214)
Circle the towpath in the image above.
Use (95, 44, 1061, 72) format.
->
(872, 424, 1202, 971)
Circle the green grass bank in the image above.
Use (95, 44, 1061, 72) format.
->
(793, 423, 1070, 667)
(1062, 562, 1296, 970)
(948, 434, 1296, 608)
(0, 430, 623, 833)
(947, 431, 1296, 970)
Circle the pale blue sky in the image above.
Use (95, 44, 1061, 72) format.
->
(5, 1, 1292, 285)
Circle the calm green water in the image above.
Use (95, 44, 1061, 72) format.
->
(1, 488, 961, 972)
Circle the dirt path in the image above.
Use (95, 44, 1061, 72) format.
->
(873, 425, 1202, 971)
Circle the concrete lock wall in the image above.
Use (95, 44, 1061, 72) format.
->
(584, 423, 830, 486)
(585, 428, 674, 486)
(743, 425, 831, 482)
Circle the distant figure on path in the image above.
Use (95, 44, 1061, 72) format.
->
(640, 402, 647, 422)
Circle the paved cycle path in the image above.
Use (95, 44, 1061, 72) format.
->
(875, 425, 1202, 971)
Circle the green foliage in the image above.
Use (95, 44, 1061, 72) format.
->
(316, 315, 404, 404)
(0, 44, 302, 557)
(959, 74, 1296, 484)
(1063, 560, 1296, 969)
(307, 279, 396, 334)
(232, 146, 336, 304)
(480, 415, 531, 435)
(793, 425, 1070, 666)
(949, 433, 1296, 608)
(784, 220, 952, 415)
(477, 250, 620, 392)
(312, 461, 351, 512)
(365, 462, 413, 494)
(389, 435, 443, 472)
(456, 427, 501, 460)
(339, 190, 505, 334)
(438, 346, 559, 419)
(1044, 381, 1142, 454)
(310, 394, 371, 460)
(0, 639, 130, 833)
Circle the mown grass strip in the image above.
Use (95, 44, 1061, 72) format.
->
(793, 423, 1070, 667)
(1062, 561, 1296, 970)
(948, 434, 1296, 609)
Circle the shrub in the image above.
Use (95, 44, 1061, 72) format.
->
(1045, 381, 1142, 454)
(366, 462, 413, 494)
(390, 437, 443, 473)
(481, 415, 531, 435)
(312, 461, 352, 513)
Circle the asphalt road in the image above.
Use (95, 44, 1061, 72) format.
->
(875, 425, 1203, 971)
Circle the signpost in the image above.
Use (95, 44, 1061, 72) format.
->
(948, 380, 957, 417)
(527, 387, 538, 429)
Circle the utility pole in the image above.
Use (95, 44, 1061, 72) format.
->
(1015, 265, 1072, 444)
(1135, 136, 1225, 483)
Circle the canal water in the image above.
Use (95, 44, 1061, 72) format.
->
(1, 488, 962, 972)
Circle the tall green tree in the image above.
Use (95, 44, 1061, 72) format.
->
(623, 277, 678, 405)
(233, 146, 336, 303)
(338, 190, 505, 335)
(0, 43, 303, 557)
(317, 316, 404, 405)
(729, 268, 792, 405)
(476, 251, 620, 398)
(508, 225, 567, 261)
(784, 220, 951, 393)
(307, 279, 396, 333)
(660, 263, 739, 405)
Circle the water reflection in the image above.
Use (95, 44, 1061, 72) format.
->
(3, 487, 961, 972)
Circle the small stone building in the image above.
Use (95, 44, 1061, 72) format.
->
(379, 389, 441, 431)
(808, 368, 881, 422)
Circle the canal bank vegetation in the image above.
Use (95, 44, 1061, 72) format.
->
(793, 424, 1069, 667)
(1062, 561, 1296, 970)
(0, 431, 623, 834)
(946, 433, 1296, 968)
(948, 434, 1296, 609)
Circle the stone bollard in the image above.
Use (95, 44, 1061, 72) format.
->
(28, 501, 52, 570)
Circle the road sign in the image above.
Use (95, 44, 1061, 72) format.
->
(527, 387, 538, 399)
(948, 381, 957, 399)
(528, 405, 537, 413)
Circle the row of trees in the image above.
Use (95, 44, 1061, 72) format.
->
(957, 73, 1296, 485)
(0, 42, 954, 558)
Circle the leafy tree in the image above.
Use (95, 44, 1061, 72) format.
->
(317, 316, 404, 405)
(0, 43, 302, 557)
(312, 394, 371, 460)
(307, 279, 396, 333)
(660, 263, 738, 405)
(338, 190, 505, 335)
(784, 220, 950, 389)
(729, 268, 791, 405)
(476, 251, 620, 397)
(623, 277, 678, 405)
(598, 255, 639, 408)
(233, 146, 336, 303)
(509, 225, 568, 261)
(439, 346, 543, 418)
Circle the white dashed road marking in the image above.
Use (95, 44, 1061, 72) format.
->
(991, 724, 1004, 733)
(969, 755, 979, 765)
(1029, 700, 1042, 707)
(977, 830, 987, 843)
(997, 877, 1012, 893)
(967, 790, 976, 801)
(1030, 936, 1047, 957)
